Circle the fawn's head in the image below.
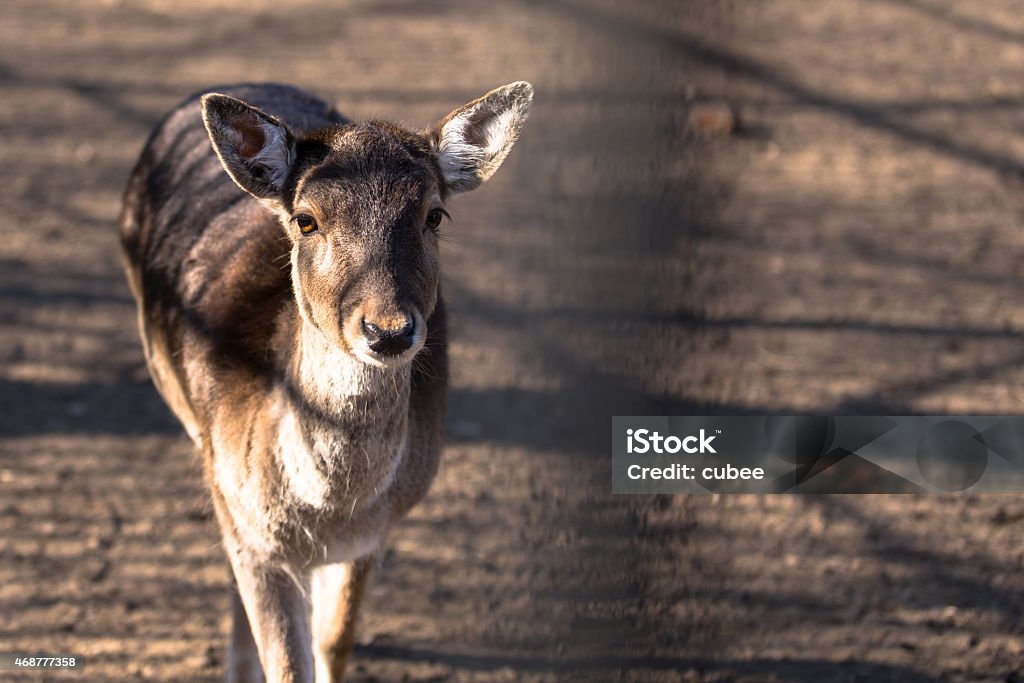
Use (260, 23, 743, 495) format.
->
(201, 82, 532, 367)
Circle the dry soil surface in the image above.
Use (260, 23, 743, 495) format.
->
(3, 1, 1024, 682)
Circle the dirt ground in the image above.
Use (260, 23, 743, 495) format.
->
(4, 1, 1024, 681)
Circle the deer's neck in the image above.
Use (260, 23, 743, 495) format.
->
(276, 318, 410, 509)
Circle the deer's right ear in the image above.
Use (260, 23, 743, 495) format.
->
(433, 81, 533, 194)
(201, 94, 296, 201)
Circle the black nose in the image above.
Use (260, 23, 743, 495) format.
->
(362, 315, 416, 356)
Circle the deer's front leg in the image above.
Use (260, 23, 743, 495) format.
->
(227, 579, 265, 683)
(310, 558, 372, 682)
(229, 552, 314, 683)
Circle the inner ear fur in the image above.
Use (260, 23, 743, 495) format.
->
(201, 94, 296, 200)
(433, 81, 533, 194)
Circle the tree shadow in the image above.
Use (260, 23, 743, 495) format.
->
(518, 0, 1024, 180)
(804, 495, 1024, 625)
(0, 376, 180, 438)
(358, 641, 944, 682)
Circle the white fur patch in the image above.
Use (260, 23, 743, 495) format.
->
(297, 321, 380, 399)
(217, 115, 294, 192)
(438, 114, 487, 188)
(276, 320, 408, 510)
(482, 108, 519, 156)
(249, 119, 293, 190)
(278, 409, 332, 508)
(212, 423, 277, 558)
(437, 97, 529, 192)
(320, 530, 382, 565)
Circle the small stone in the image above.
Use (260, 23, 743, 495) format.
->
(687, 102, 736, 136)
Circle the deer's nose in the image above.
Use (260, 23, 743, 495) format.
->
(361, 314, 416, 356)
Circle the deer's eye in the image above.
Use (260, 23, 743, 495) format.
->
(425, 208, 447, 232)
(294, 214, 318, 235)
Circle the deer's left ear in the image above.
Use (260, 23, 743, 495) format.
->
(432, 81, 533, 194)
(201, 93, 296, 200)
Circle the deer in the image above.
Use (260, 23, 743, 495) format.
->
(118, 81, 532, 682)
